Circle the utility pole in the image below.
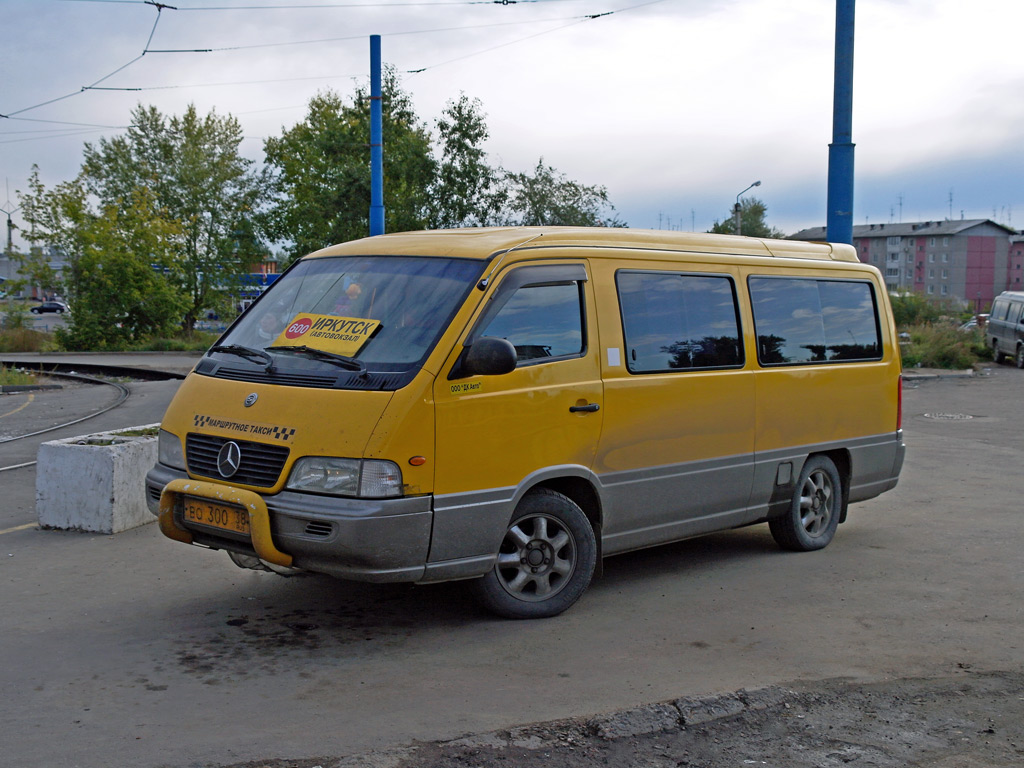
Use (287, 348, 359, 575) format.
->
(1, 180, 20, 257)
(369, 35, 384, 237)
(826, 0, 855, 244)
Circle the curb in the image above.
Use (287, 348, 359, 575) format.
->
(902, 368, 975, 381)
(1, 384, 63, 393)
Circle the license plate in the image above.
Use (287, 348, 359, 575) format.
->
(182, 497, 250, 536)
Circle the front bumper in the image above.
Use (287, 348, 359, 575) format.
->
(146, 464, 433, 582)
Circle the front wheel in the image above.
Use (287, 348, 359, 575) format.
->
(769, 455, 842, 552)
(1016, 346, 1024, 370)
(472, 489, 597, 619)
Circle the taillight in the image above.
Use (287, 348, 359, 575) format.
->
(897, 374, 903, 430)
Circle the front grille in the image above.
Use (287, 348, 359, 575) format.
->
(186, 433, 290, 488)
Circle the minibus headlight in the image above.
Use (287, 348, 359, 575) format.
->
(286, 457, 403, 498)
(158, 429, 186, 470)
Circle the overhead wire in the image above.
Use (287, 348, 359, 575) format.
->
(10, 0, 670, 136)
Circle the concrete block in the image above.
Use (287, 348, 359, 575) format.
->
(36, 424, 159, 533)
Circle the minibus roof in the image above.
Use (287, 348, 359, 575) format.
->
(309, 227, 860, 263)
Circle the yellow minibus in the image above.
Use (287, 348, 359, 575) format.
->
(147, 227, 904, 618)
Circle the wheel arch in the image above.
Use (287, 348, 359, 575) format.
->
(513, 469, 605, 576)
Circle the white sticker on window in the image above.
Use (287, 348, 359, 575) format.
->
(607, 348, 621, 367)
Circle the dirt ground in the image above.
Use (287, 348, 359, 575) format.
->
(218, 670, 1023, 768)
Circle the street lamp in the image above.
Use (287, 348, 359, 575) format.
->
(734, 180, 761, 236)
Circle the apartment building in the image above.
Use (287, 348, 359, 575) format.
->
(791, 219, 1017, 310)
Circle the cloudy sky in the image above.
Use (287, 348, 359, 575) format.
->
(2, 0, 1022, 250)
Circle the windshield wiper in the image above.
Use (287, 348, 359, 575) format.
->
(209, 344, 274, 370)
(265, 345, 366, 372)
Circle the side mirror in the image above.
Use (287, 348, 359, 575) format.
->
(462, 337, 517, 376)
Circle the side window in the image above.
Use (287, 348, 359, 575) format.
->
(991, 299, 1008, 321)
(749, 277, 881, 365)
(478, 282, 584, 363)
(617, 272, 743, 373)
(1009, 301, 1024, 326)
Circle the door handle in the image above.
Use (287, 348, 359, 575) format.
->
(569, 403, 600, 413)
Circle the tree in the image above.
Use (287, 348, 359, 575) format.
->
(501, 159, 624, 227)
(709, 197, 785, 238)
(18, 170, 187, 349)
(82, 104, 268, 330)
(429, 94, 505, 228)
(263, 70, 434, 262)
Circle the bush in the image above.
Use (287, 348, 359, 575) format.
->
(890, 293, 969, 327)
(899, 323, 988, 369)
(0, 328, 53, 353)
(0, 365, 37, 386)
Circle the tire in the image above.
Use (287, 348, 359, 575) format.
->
(1016, 346, 1024, 370)
(30, 308, 40, 314)
(993, 340, 1006, 364)
(472, 489, 597, 619)
(769, 455, 842, 552)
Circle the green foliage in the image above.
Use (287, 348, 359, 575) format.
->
(2, 298, 32, 331)
(429, 94, 506, 228)
(899, 323, 988, 369)
(57, 189, 187, 350)
(0, 365, 37, 386)
(709, 197, 785, 238)
(21, 174, 188, 350)
(81, 104, 269, 330)
(888, 292, 968, 327)
(502, 158, 624, 228)
(263, 71, 435, 262)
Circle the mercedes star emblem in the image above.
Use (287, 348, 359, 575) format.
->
(217, 441, 242, 478)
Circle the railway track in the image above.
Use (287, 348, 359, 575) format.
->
(0, 362, 180, 471)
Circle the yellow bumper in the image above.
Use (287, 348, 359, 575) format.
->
(158, 478, 293, 567)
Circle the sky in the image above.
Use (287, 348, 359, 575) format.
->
(2, 0, 1023, 252)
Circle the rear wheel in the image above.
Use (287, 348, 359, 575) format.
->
(993, 340, 1006, 364)
(769, 455, 842, 552)
(472, 489, 596, 619)
(1016, 346, 1024, 369)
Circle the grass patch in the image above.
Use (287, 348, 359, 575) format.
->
(899, 323, 990, 369)
(0, 365, 37, 386)
(130, 332, 219, 352)
(113, 427, 159, 437)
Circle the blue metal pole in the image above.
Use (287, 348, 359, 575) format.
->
(827, 0, 855, 244)
(369, 35, 384, 237)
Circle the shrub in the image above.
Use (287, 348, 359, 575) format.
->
(0, 328, 53, 353)
(899, 323, 988, 369)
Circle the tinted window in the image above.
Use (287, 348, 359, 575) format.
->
(479, 282, 584, 362)
(617, 272, 743, 372)
(749, 277, 881, 365)
(992, 299, 1009, 321)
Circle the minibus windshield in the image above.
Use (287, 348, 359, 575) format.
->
(213, 255, 482, 373)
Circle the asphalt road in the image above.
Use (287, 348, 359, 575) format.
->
(0, 361, 1021, 768)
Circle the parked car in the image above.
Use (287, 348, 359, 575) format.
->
(31, 300, 69, 314)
